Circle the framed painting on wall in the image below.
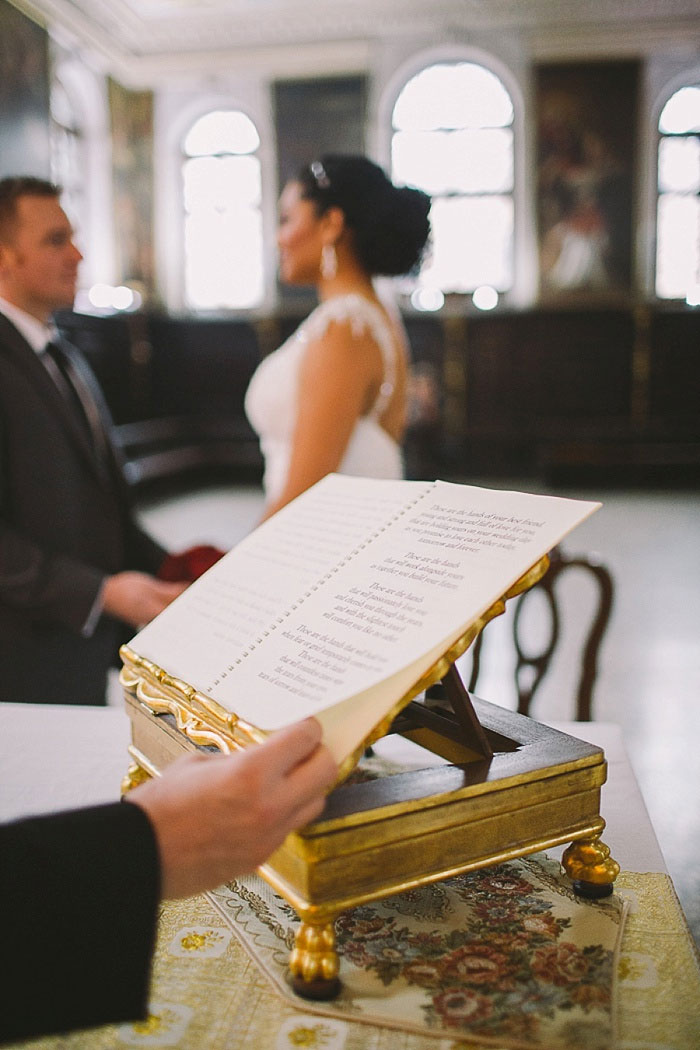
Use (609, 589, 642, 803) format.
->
(536, 60, 639, 300)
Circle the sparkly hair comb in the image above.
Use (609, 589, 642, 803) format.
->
(310, 160, 331, 189)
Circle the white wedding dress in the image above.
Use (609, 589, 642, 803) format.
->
(245, 293, 404, 507)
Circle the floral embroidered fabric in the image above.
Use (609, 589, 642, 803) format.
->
(17, 869, 699, 1050)
(207, 855, 626, 1050)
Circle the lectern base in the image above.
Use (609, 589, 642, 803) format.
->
(120, 680, 619, 1000)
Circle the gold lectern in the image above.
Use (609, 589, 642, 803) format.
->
(120, 554, 619, 1000)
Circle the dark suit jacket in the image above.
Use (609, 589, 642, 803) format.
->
(0, 313, 166, 704)
(0, 800, 160, 1044)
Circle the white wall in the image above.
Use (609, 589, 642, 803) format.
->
(46, 22, 700, 311)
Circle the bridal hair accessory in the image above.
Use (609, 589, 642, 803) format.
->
(310, 160, 331, 189)
(321, 243, 338, 280)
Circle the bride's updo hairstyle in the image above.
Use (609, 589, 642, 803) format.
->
(297, 154, 431, 277)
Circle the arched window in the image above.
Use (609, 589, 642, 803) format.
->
(656, 84, 700, 302)
(49, 59, 115, 300)
(182, 110, 264, 310)
(50, 75, 86, 242)
(391, 61, 515, 307)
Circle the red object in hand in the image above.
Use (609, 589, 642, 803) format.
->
(157, 544, 225, 583)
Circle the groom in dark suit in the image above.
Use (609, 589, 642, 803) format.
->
(0, 176, 187, 704)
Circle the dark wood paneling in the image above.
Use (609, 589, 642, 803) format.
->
(465, 310, 634, 439)
(649, 311, 700, 433)
(57, 306, 699, 489)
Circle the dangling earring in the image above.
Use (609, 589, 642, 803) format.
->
(321, 243, 337, 280)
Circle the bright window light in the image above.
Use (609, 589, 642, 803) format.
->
(49, 75, 85, 251)
(184, 155, 261, 212)
(112, 286, 135, 311)
(421, 197, 513, 292)
(472, 285, 499, 310)
(182, 111, 264, 310)
(392, 61, 515, 300)
(392, 128, 513, 196)
(393, 63, 513, 131)
(88, 283, 113, 308)
(659, 86, 700, 135)
(185, 209, 264, 310)
(411, 287, 445, 312)
(656, 84, 700, 300)
(686, 283, 700, 306)
(183, 110, 260, 156)
(656, 195, 700, 299)
(658, 137, 700, 194)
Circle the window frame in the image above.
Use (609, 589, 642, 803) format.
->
(373, 45, 529, 311)
(180, 107, 265, 313)
(49, 54, 115, 293)
(653, 78, 700, 302)
(155, 88, 276, 316)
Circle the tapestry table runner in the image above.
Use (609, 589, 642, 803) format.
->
(10, 866, 699, 1050)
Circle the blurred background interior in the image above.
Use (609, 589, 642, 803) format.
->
(2, 0, 699, 947)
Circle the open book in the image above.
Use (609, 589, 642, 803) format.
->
(128, 475, 600, 766)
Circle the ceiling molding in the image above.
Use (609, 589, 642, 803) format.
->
(12, 0, 700, 86)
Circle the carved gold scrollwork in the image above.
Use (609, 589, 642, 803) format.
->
(182, 717, 233, 753)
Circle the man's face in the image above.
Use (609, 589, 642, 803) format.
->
(0, 195, 82, 322)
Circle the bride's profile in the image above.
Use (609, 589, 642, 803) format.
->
(244, 154, 431, 521)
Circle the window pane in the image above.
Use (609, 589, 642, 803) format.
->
(182, 109, 264, 309)
(183, 155, 261, 213)
(659, 86, 700, 135)
(658, 136, 700, 194)
(656, 194, 700, 298)
(185, 208, 264, 309)
(393, 128, 513, 195)
(392, 61, 515, 295)
(420, 196, 513, 292)
(50, 78, 84, 236)
(393, 62, 513, 132)
(50, 80, 76, 129)
(183, 110, 260, 156)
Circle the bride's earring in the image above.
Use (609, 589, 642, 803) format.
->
(321, 243, 337, 280)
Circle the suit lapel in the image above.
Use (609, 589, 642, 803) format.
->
(0, 314, 114, 489)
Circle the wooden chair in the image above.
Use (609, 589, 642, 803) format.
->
(467, 546, 614, 721)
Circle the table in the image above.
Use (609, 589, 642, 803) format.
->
(1, 703, 697, 1050)
(0, 702, 667, 873)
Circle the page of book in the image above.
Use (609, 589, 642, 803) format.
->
(132, 475, 432, 688)
(130, 477, 599, 764)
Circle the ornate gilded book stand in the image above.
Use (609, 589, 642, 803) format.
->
(120, 554, 619, 1001)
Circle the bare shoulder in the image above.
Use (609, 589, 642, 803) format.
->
(301, 312, 380, 376)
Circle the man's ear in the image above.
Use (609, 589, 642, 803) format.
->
(0, 241, 11, 277)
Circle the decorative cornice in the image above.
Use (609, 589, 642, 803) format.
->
(11, 0, 700, 86)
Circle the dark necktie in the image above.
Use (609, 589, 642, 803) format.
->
(43, 340, 112, 470)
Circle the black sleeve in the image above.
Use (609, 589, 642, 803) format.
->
(0, 800, 161, 1044)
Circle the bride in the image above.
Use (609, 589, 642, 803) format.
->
(245, 154, 431, 521)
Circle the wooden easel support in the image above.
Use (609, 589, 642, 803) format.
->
(392, 663, 494, 759)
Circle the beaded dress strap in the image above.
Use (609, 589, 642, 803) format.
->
(302, 294, 397, 419)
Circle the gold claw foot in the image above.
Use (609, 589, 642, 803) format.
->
(562, 833, 620, 899)
(289, 920, 341, 1000)
(120, 762, 151, 796)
